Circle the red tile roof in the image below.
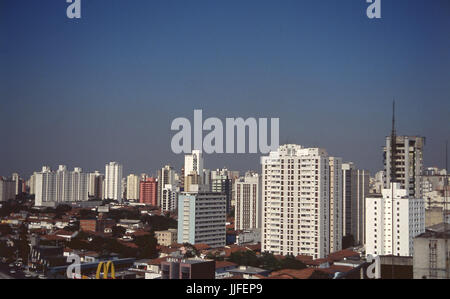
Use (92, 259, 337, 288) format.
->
(295, 255, 313, 263)
(269, 268, 329, 279)
(118, 241, 139, 249)
(193, 243, 211, 251)
(302, 258, 329, 267)
(224, 247, 248, 257)
(130, 230, 151, 237)
(245, 244, 261, 252)
(326, 249, 360, 263)
(159, 246, 179, 254)
(147, 257, 169, 265)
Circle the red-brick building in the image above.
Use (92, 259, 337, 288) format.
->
(80, 219, 115, 233)
(140, 177, 157, 206)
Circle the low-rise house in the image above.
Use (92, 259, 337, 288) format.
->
(326, 249, 360, 264)
(158, 244, 184, 258)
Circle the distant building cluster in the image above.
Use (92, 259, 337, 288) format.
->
(0, 104, 449, 280)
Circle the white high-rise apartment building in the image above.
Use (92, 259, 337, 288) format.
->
(177, 191, 226, 248)
(157, 165, 178, 206)
(11, 173, 22, 195)
(261, 144, 330, 259)
(28, 172, 38, 195)
(87, 171, 104, 199)
(34, 165, 89, 206)
(126, 174, 140, 201)
(104, 162, 123, 202)
(366, 182, 425, 257)
(184, 150, 203, 179)
(329, 157, 343, 253)
(235, 172, 261, 230)
(161, 184, 179, 212)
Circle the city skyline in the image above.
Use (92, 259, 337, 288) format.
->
(1, 0, 449, 179)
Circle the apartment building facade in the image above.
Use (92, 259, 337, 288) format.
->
(366, 182, 425, 257)
(235, 172, 261, 231)
(177, 191, 226, 248)
(261, 144, 330, 259)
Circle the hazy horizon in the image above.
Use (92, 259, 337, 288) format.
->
(1, 0, 449, 179)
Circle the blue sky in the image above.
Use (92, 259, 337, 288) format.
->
(0, 0, 449, 177)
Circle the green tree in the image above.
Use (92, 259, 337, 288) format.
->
(279, 255, 307, 270)
(141, 215, 177, 231)
(259, 253, 280, 271)
(229, 250, 259, 267)
(135, 232, 158, 259)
